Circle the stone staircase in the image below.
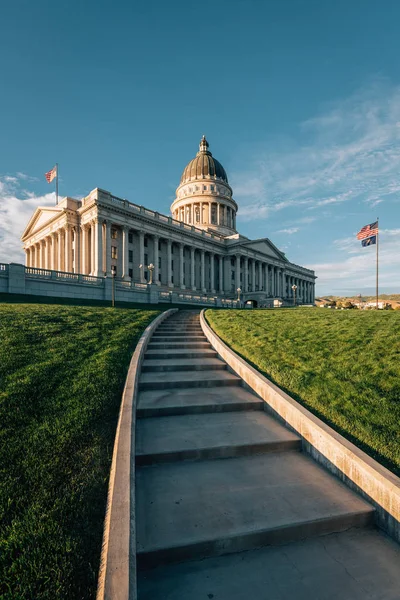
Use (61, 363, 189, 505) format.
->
(136, 310, 400, 599)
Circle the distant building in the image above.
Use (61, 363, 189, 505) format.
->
(21, 137, 316, 305)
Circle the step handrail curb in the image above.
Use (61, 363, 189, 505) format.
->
(97, 308, 178, 600)
(200, 309, 400, 544)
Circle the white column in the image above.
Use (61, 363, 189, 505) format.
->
(43, 239, 48, 270)
(191, 247, 196, 290)
(81, 226, 87, 274)
(122, 226, 129, 279)
(235, 254, 241, 292)
(93, 220, 103, 277)
(208, 202, 212, 224)
(201, 250, 205, 292)
(167, 239, 172, 287)
(58, 231, 64, 271)
(200, 202, 203, 224)
(258, 262, 262, 291)
(179, 243, 185, 289)
(73, 227, 80, 273)
(25, 247, 29, 267)
(102, 221, 110, 276)
(64, 227, 71, 272)
(50, 234, 56, 270)
(251, 259, 256, 292)
(264, 264, 269, 295)
(271, 266, 275, 296)
(210, 252, 215, 293)
(31, 245, 36, 268)
(244, 257, 249, 292)
(219, 255, 223, 292)
(139, 231, 145, 282)
(217, 204, 220, 226)
(154, 235, 160, 285)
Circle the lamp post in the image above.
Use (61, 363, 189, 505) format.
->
(236, 287, 242, 307)
(148, 263, 154, 285)
(111, 265, 116, 307)
(292, 284, 297, 306)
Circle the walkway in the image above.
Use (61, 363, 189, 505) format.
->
(136, 310, 400, 599)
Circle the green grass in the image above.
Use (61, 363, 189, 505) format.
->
(206, 308, 400, 477)
(0, 303, 161, 600)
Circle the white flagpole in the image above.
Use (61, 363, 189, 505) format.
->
(56, 163, 59, 205)
(376, 217, 379, 310)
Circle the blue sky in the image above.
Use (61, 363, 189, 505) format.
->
(1, 0, 400, 295)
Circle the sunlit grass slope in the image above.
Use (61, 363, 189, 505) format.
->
(0, 303, 160, 600)
(206, 308, 400, 477)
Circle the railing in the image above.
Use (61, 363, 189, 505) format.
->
(26, 267, 52, 278)
(81, 275, 103, 285)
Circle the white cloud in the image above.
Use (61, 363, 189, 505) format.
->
(232, 82, 400, 219)
(307, 229, 400, 293)
(276, 227, 299, 235)
(0, 175, 55, 264)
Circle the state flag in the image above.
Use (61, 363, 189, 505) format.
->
(361, 235, 376, 247)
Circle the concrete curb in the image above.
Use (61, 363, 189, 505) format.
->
(97, 308, 178, 600)
(200, 309, 400, 544)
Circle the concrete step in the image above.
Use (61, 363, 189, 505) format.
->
(151, 336, 206, 342)
(145, 349, 218, 360)
(137, 528, 400, 600)
(136, 452, 374, 569)
(147, 342, 212, 350)
(139, 370, 241, 391)
(136, 411, 301, 465)
(141, 358, 226, 373)
(137, 386, 264, 417)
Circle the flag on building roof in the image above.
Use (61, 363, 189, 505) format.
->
(356, 220, 378, 240)
(361, 235, 377, 247)
(45, 165, 57, 183)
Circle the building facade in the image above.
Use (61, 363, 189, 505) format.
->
(21, 137, 316, 305)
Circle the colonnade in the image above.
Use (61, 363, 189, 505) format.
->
(25, 222, 315, 303)
(172, 201, 236, 230)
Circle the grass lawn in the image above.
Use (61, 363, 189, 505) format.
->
(206, 308, 400, 477)
(0, 303, 160, 600)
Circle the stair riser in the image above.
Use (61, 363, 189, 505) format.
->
(147, 343, 211, 350)
(145, 352, 217, 359)
(139, 378, 241, 391)
(137, 510, 374, 570)
(136, 401, 264, 418)
(151, 337, 206, 342)
(141, 363, 226, 373)
(136, 439, 302, 466)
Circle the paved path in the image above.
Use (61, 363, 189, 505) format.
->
(136, 310, 400, 599)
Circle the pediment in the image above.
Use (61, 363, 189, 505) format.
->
(21, 207, 63, 240)
(242, 238, 288, 261)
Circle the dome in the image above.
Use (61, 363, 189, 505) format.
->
(180, 136, 228, 184)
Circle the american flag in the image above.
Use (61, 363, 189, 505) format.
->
(356, 220, 379, 240)
(45, 165, 57, 183)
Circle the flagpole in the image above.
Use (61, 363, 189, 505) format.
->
(56, 163, 59, 206)
(376, 217, 379, 310)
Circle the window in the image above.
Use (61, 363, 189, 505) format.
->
(158, 240, 162, 251)
(171, 260, 174, 271)
(128, 268, 133, 278)
(203, 185, 207, 190)
(111, 229, 118, 239)
(144, 253, 148, 265)
(128, 233, 133, 244)
(158, 273, 161, 282)
(231, 271, 235, 280)
(231, 258, 235, 266)
(144, 237, 148, 247)
(144, 271, 148, 281)
(129, 250, 133, 263)
(158, 257, 161, 268)
(211, 185, 215, 191)
(111, 246, 118, 259)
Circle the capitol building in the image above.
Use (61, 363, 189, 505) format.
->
(21, 137, 316, 306)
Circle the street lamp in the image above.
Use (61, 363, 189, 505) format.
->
(148, 263, 155, 284)
(111, 265, 116, 307)
(236, 287, 242, 306)
(292, 284, 298, 306)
